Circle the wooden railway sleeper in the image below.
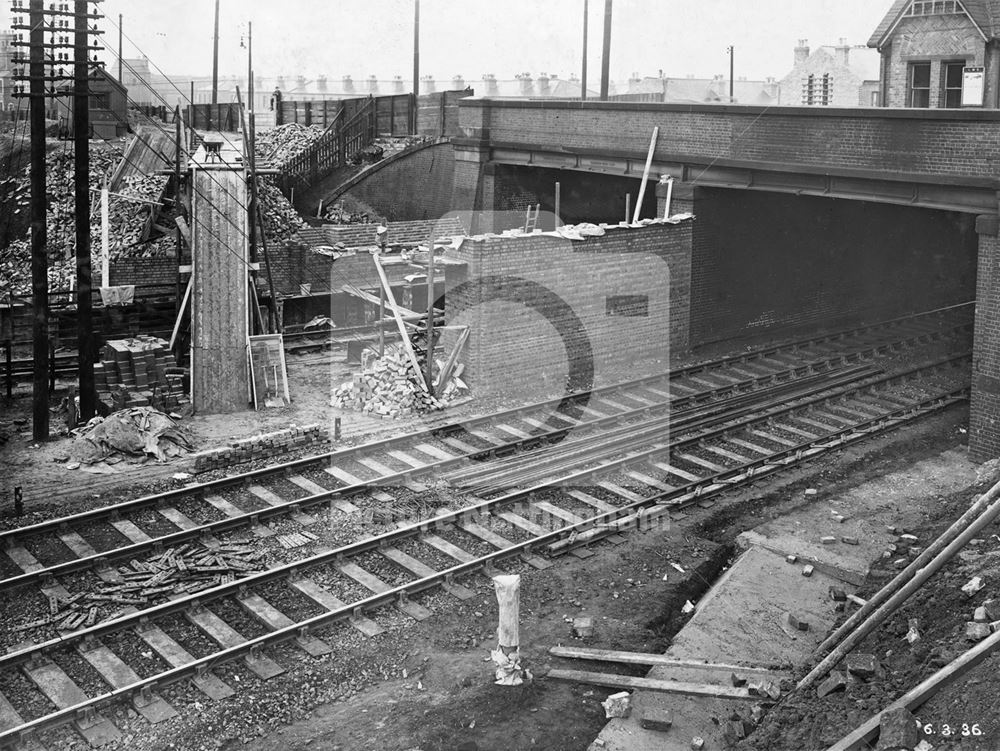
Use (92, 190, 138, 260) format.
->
(137, 615, 154, 633)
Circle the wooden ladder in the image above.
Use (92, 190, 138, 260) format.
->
(523, 203, 540, 233)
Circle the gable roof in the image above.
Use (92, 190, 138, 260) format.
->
(868, 0, 1000, 48)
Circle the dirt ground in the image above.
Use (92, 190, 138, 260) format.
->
(1, 342, 993, 751)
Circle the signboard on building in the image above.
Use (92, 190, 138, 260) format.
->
(962, 66, 985, 107)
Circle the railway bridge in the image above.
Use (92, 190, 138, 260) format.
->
(448, 98, 1000, 460)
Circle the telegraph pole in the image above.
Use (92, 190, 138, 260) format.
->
(412, 0, 419, 133)
(212, 0, 220, 104)
(117, 13, 122, 83)
(75, 0, 95, 421)
(599, 0, 612, 100)
(28, 0, 48, 440)
(727, 45, 735, 102)
(581, 0, 588, 100)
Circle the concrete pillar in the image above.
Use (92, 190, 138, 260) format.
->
(970, 213, 1000, 461)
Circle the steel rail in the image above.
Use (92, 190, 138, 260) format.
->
(0, 310, 970, 547)
(0, 354, 969, 669)
(0, 381, 969, 747)
(0, 360, 878, 592)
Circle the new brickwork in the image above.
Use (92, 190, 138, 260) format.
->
(971, 224, 1000, 461)
(444, 222, 691, 398)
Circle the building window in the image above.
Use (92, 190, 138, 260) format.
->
(905, 0, 961, 15)
(802, 74, 815, 104)
(821, 73, 832, 105)
(909, 62, 931, 107)
(942, 61, 964, 107)
(802, 73, 833, 105)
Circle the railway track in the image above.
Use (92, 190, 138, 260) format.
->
(0, 307, 973, 747)
(0, 351, 971, 747)
(0, 306, 970, 602)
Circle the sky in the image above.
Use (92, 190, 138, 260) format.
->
(8, 1, 890, 83)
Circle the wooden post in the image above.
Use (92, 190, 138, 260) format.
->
(378, 284, 385, 357)
(424, 245, 435, 396)
(554, 181, 561, 227)
(663, 176, 674, 219)
(624, 194, 630, 223)
(632, 126, 659, 224)
(101, 179, 110, 288)
(494, 574, 520, 656)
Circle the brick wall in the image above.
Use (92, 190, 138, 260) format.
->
(297, 216, 465, 249)
(337, 141, 456, 221)
(457, 98, 1000, 180)
(884, 15, 985, 108)
(108, 256, 178, 290)
(689, 188, 977, 345)
(971, 223, 1000, 461)
(443, 221, 692, 398)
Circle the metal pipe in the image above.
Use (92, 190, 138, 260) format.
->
(211, 0, 220, 105)
(581, 0, 588, 100)
(600, 0, 612, 100)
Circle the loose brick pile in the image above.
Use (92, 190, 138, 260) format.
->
(94, 336, 189, 412)
(191, 424, 328, 473)
(332, 349, 444, 418)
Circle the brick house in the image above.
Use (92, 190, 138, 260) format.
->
(869, 0, 1000, 108)
(778, 39, 881, 106)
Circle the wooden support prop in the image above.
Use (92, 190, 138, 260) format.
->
(175, 216, 191, 245)
(494, 574, 520, 656)
(169, 277, 193, 351)
(549, 668, 754, 701)
(632, 126, 659, 224)
(825, 628, 1000, 751)
(817, 483, 1000, 657)
(548, 646, 790, 677)
(798, 483, 1000, 692)
(435, 326, 469, 390)
(662, 175, 674, 219)
(372, 255, 428, 392)
(100, 179, 110, 288)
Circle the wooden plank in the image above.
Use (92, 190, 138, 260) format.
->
(464, 429, 506, 446)
(381, 546, 437, 578)
(168, 276, 193, 351)
(439, 435, 482, 454)
(22, 658, 121, 745)
(289, 475, 359, 514)
(565, 489, 615, 512)
(78, 640, 177, 723)
(5, 545, 44, 573)
(288, 576, 383, 637)
(625, 470, 675, 492)
(0, 691, 24, 732)
(548, 668, 754, 700)
(548, 646, 791, 677)
(57, 531, 98, 559)
(596, 481, 646, 503)
(421, 533, 476, 563)
(237, 592, 331, 656)
(493, 423, 532, 440)
(110, 518, 152, 544)
(593, 396, 635, 413)
(496, 510, 547, 536)
(532, 500, 584, 525)
(726, 436, 774, 456)
(777, 423, 821, 440)
(355, 456, 399, 477)
(795, 414, 845, 432)
(650, 461, 701, 483)
(827, 629, 1000, 751)
(204, 494, 244, 518)
(704, 444, 751, 463)
(459, 521, 515, 550)
(676, 452, 726, 474)
(413, 442, 456, 461)
(749, 429, 798, 448)
(324, 465, 365, 486)
(248, 485, 286, 506)
(185, 607, 284, 680)
(386, 449, 427, 469)
(157, 506, 199, 530)
(372, 257, 428, 392)
(337, 562, 431, 620)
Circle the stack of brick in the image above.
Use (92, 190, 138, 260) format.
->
(190, 424, 327, 473)
(332, 348, 444, 418)
(94, 336, 189, 412)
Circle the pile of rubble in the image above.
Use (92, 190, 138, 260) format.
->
(0, 142, 174, 295)
(332, 348, 446, 417)
(259, 178, 307, 241)
(255, 122, 326, 170)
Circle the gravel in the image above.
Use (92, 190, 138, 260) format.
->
(72, 521, 132, 554)
(20, 534, 75, 567)
(49, 648, 112, 697)
(209, 598, 270, 640)
(101, 629, 172, 679)
(158, 614, 221, 660)
(0, 666, 58, 720)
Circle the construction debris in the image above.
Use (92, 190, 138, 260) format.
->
(191, 425, 327, 473)
(68, 407, 194, 465)
(15, 541, 265, 633)
(600, 691, 631, 719)
(259, 179, 307, 241)
(816, 671, 847, 698)
(332, 347, 448, 417)
(877, 707, 920, 751)
(254, 122, 326, 170)
(961, 575, 985, 597)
